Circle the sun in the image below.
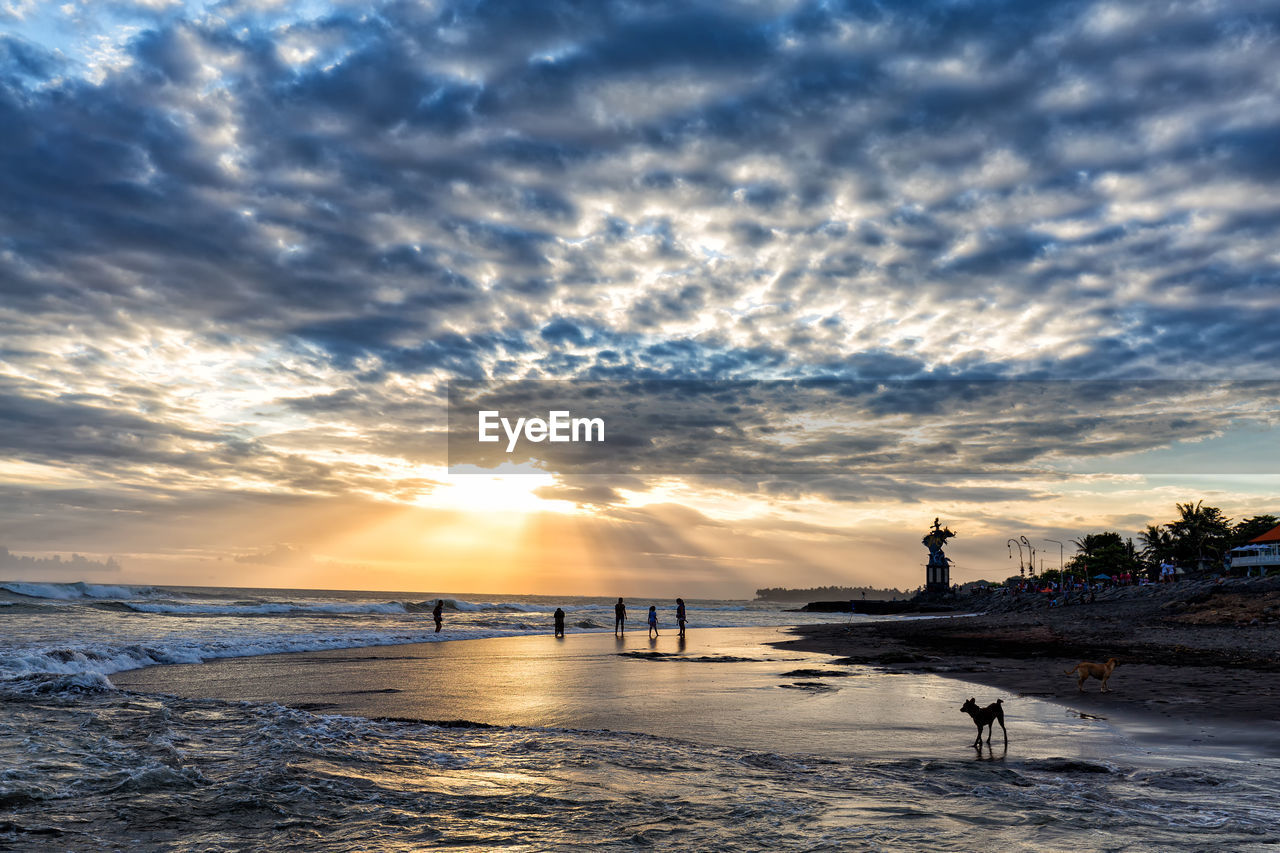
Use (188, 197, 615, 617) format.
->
(429, 462, 578, 515)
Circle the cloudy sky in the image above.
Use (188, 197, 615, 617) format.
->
(1, 0, 1278, 596)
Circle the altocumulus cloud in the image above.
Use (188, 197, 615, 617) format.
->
(1, 0, 1279, 543)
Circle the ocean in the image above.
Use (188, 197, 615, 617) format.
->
(2, 582, 1278, 851)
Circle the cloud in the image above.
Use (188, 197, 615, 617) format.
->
(234, 543, 308, 565)
(445, 379, 1280, 506)
(1, 0, 1279, 573)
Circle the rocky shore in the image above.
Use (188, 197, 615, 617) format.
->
(775, 575, 1280, 751)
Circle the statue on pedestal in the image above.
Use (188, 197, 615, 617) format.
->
(922, 518, 956, 594)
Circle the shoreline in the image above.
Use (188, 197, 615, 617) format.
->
(96, 577, 1280, 760)
(19, 626, 1280, 851)
(773, 577, 1280, 757)
(109, 625, 1161, 763)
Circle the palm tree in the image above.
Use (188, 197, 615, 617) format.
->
(1169, 501, 1232, 574)
(1068, 531, 1142, 580)
(1231, 515, 1279, 548)
(1138, 523, 1175, 563)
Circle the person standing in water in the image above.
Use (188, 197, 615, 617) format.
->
(676, 598, 687, 639)
(614, 597, 626, 635)
(433, 599, 444, 632)
(647, 605, 659, 638)
(553, 607, 566, 638)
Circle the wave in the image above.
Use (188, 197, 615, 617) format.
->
(437, 600, 749, 613)
(1, 615, 806, 685)
(4, 685, 1276, 852)
(1, 671, 117, 696)
(118, 599, 599, 617)
(118, 600, 411, 616)
(0, 586, 856, 692)
(0, 581, 171, 601)
(442, 599, 558, 613)
(0, 583, 766, 615)
(0, 626, 545, 686)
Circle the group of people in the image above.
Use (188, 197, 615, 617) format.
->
(430, 597, 689, 639)
(607, 597, 687, 639)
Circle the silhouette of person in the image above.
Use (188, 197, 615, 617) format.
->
(647, 605, 659, 638)
(676, 597, 687, 638)
(614, 597, 626, 635)
(433, 599, 444, 632)
(553, 606, 565, 638)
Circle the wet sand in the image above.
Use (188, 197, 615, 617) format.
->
(775, 578, 1280, 757)
(113, 627, 1145, 762)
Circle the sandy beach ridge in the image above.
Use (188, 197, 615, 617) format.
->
(775, 575, 1280, 753)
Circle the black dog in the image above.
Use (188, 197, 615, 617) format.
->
(960, 697, 1007, 747)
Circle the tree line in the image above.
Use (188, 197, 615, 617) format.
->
(1034, 502, 1275, 584)
(755, 585, 907, 601)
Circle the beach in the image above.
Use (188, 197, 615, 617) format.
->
(5, 583, 1280, 850)
(777, 575, 1280, 756)
(6, 0, 1280, 849)
(112, 626, 1141, 760)
(99, 624, 1280, 850)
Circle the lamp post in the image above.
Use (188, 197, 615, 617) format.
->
(1044, 539, 1065, 570)
(1020, 536, 1036, 578)
(1045, 539, 1065, 578)
(1007, 538, 1026, 578)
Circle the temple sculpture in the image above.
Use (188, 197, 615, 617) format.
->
(922, 517, 956, 595)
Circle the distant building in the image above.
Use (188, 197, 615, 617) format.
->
(1225, 523, 1280, 574)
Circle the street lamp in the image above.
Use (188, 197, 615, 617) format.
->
(1045, 539, 1065, 577)
(1044, 537, 1064, 584)
(1020, 536, 1036, 578)
(1007, 538, 1026, 578)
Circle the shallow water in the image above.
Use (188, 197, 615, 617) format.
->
(116, 627, 1144, 762)
(5, 583, 1280, 850)
(5, 682, 1279, 852)
(0, 582, 856, 681)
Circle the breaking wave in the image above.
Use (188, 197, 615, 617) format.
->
(118, 600, 411, 616)
(0, 581, 169, 601)
(0, 627, 527, 684)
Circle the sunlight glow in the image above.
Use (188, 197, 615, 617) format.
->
(431, 463, 579, 515)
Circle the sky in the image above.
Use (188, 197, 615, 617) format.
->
(1, 0, 1278, 596)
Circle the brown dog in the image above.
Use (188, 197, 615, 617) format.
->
(960, 697, 1006, 747)
(1064, 658, 1118, 692)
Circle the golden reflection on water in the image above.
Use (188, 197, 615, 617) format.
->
(302, 758, 548, 796)
(115, 628, 1144, 761)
